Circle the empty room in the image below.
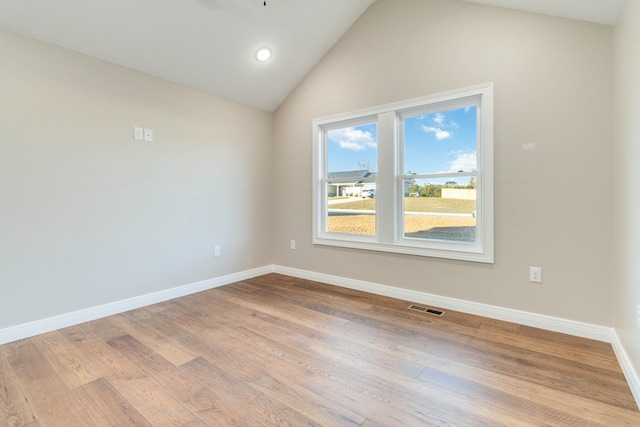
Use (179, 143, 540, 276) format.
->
(2, 0, 640, 425)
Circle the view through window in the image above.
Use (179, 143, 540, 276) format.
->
(313, 83, 493, 263)
(401, 106, 477, 243)
(326, 122, 377, 236)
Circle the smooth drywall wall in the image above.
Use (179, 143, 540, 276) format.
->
(0, 30, 274, 329)
(273, 0, 613, 325)
(613, 0, 640, 378)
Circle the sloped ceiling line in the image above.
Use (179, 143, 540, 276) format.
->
(0, 0, 623, 111)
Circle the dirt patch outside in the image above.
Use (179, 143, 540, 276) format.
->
(327, 215, 476, 242)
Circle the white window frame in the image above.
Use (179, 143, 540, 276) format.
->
(312, 83, 494, 263)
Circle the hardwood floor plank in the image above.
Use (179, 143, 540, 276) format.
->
(168, 309, 300, 385)
(95, 334, 203, 426)
(73, 378, 152, 426)
(59, 321, 149, 382)
(0, 346, 38, 427)
(418, 360, 640, 426)
(471, 325, 622, 372)
(180, 357, 321, 427)
(211, 280, 478, 389)
(467, 336, 635, 410)
(105, 333, 233, 424)
(250, 373, 366, 427)
(31, 331, 99, 388)
(108, 312, 198, 367)
(211, 286, 352, 334)
(3, 340, 97, 427)
(218, 324, 495, 426)
(109, 375, 201, 426)
(177, 287, 427, 382)
(104, 332, 252, 427)
(224, 277, 476, 350)
(419, 366, 601, 427)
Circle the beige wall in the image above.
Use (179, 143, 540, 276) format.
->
(0, 0, 624, 337)
(0, 30, 274, 329)
(613, 0, 640, 381)
(274, 0, 614, 325)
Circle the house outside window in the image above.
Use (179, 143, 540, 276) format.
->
(312, 83, 494, 263)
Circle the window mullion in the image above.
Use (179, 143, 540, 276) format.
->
(376, 111, 397, 244)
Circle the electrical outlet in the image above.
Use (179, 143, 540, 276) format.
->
(144, 128, 153, 142)
(214, 246, 221, 257)
(529, 267, 542, 283)
(290, 240, 296, 250)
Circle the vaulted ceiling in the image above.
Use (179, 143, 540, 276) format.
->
(0, 0, 624, 112)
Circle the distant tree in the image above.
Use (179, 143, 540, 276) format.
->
(466, 176, 476, 189)
(445, 180, 458, 188)
(422, 183, 442, 198)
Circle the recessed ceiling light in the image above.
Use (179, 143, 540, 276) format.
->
(255, 47, 272, 62)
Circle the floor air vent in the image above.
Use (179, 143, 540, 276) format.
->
(408, 304, 445, 316)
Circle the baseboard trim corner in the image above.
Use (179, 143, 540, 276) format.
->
(611, 332, 640, 410)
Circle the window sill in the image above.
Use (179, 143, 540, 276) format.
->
(313, 236, 494, 264)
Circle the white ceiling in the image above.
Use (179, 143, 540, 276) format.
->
(0, 0, 625, 112)
(0, 0, 377, 111)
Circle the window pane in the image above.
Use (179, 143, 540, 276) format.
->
(403, 106, 477, 175)
(325, 122, 377, 236)
(403, 178, 476, 243)
(327, 123, 377, 174)
(326, 183, 375, 235)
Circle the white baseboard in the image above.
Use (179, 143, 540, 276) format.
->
(0, 265, 273, 345)
(611, 333, 640, 408)
(274, 265, 615, 342)
(1, 264, 613, 344)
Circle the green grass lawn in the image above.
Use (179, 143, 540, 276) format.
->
(330, 197, 475, 214)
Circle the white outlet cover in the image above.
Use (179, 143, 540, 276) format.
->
(529, 267, 542, 283)
(144, 128, 153, 141)
(134, 127, 144, 140)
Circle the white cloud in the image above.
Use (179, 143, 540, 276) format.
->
(422, 126, 452, 140)
(421, 112, 458, 140)
(329, 127, 376, 151)
(433, 112, 446, 125)
(449, 153, 477, 172)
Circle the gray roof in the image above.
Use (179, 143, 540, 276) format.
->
(327, 170, 372, 180)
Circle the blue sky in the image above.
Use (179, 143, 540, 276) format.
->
(327, 106, 477, 185)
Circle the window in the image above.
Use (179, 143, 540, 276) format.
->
(312, 83, 494, 263)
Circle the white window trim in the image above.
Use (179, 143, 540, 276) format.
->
(312, 83, 494, 263)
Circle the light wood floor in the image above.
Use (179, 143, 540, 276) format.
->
(1, 273, 638, 426)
